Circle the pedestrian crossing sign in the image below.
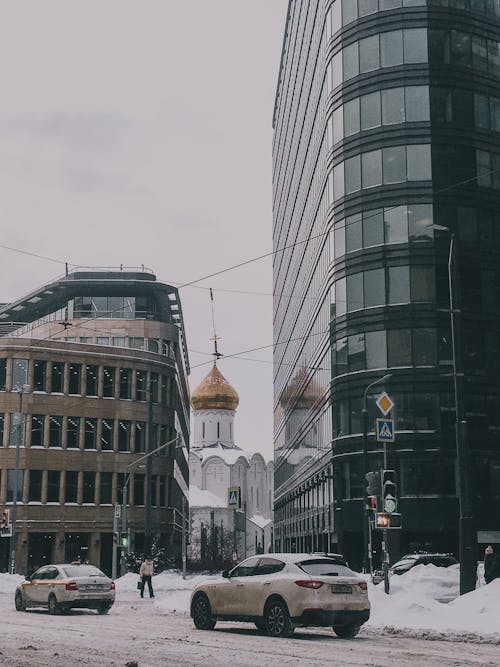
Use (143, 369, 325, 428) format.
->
(376, 418, 395, 442)
(228, 486, 241, 510)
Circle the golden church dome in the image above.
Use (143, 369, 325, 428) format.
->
(190, 363, 239, 411)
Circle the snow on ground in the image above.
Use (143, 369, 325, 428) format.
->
(3, 563, 499, 642)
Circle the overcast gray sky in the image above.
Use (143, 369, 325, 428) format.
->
(0, 0, 288, 459)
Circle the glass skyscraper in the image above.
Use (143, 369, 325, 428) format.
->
(272, 0, 500, 568)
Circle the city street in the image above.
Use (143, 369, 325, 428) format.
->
(0, 591, 498, 667)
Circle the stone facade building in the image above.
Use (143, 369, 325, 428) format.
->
(0, 269, 190, 575)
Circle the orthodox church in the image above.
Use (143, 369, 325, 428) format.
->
(188, 354, 273, 564)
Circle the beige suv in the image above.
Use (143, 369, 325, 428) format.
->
(190, 553, 369, 638)
(15, 564, 115, 615)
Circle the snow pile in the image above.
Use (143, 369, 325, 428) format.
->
(367, 564, 500, 639)
(0, 572, 24, 595)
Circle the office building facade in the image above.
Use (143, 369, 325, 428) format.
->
(272, 0, 500, 568)
(0, 269, 190, 574)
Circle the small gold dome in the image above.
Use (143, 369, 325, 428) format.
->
(191, 364, 239, 411)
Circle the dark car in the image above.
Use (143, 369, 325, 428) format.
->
(390, 553, 457, 575)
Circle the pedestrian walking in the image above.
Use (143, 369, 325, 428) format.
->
(139, 557, 155, 598)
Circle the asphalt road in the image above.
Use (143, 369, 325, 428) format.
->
(1, 596, 498, 667)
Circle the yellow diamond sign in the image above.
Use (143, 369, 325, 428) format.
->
(376, 392, 394, 416)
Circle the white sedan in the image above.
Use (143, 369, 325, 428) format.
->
(15, 564, 115, 615)
(190, 553, 370, 638)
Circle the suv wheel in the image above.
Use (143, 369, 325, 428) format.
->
(264, 599, 292, 638)
(48, 594, 60, 615)
(15, 590, 26, 612)
(191, 594, 216, 630)
(333, 624, 360, 639)
(97, 603, 112, 615)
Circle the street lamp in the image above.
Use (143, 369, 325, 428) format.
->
(9, 383, 30, 575)
(362, 374, 392, 573)
(432, 224, 476, 595)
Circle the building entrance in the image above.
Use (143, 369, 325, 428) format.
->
(28, 533, 55, 575)
(64, 533, 89, 564)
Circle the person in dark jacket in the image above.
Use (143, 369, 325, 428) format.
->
(484, 545, 500, 584)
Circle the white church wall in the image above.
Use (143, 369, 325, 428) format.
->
(203, 456, 231, 501)
(192, 409, 235, 448)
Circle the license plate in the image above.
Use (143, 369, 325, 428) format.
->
(331, 584, 352, 594)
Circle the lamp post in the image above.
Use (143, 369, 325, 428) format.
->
(362, 374, 392, 573)
(9, 383, 30, 575)
(433, 224, 476, 595)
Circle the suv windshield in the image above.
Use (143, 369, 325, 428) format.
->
(63, 565, 106, 578)
(297, 559, 356, 577)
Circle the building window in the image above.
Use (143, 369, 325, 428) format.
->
(51, 362, 64, 393)
(86, 365, 98, 397)
(67, 417, 80, 449)
(68, 364, 81, 395)
(136, 370, 147, 401)
(29, 470, 43, 502)
(118, 420, 131, 451)
(134, 474, 145, 505)
(82, 472, 95, 504)
(161, 375, 171, 406)
(103, 367, 115, 398)
(388, 329, 412, 367)
(49, 416, 63, 447)
(33, 361, 47, 392)
(97, 337, 110, 346)
(119, 369, 132, 400)
(401, 460, 455, 496)
(148, 339, 159, 353)
(31, 415, 45, 447)
(151, 373, 159, 402)
(9, 413, 25, 448)
(0, 413, 4, 446)
(65, 471, 78, 503)
(135, 422, 146, 453)
(0, 359, 6, 391)
(84, 418, 97, 450)
(101, 419, 114, 451)
(47, 471, 60, 503)
(12, 358, 28, 390)
(129, 337, 144, 350)
(159, 477, 167, 506)
(6, 470, 23, 503)
(100, 472, 112, 504)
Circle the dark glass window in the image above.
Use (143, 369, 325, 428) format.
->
(101, 419, 114, 451)
(161, 375, 171, 406)
(383, 146, 406, 184)
(136, 370, 147, 401)
(402, 460, 455, 496)
(363, 209, 384, 246)
(119, 368, 132, 399)
(135, 422, 146, 453)
(0, 413, 4, 447)
(335, 338, 348, 376)
(334, 220, 346, 257)
(0, 359, 6, 391)
(118, 420, 131, 452)
(413, 329, 437, 365)
(47, 471, 60, 503)
(409, 204, 433, 242)
(405, 86, 430, 122)
(346, 214, 362, 252)
(359, 0, 378, 16)
(411, 266, 435, 301)
(6, 470, 23, 503)
(85, 365, 98, 397)
(65, 471, 78, 503)
(49, 416, 62, 447)
(407, 145, 431, 180)
(335, 278, 346, 317)
(360, 91, 381, 130)
(364, 268, 385, 307)
(134, 474, 145, 506)
(344, 98, 360, 136)
(29, 470, 43, 502)
(33, 361, 47, 392)
(343, 41, 359, 80)
(388, 266, 410, 303)
(82, 472, 95, 504)
(360, 35, 380, 73)
(151, 373, 159, 403)
(84, 418, 97, 450)
(382, 87, 405, 125)
(103, 367, 115, 398)
(12, 358, 28, 390)
(474, 94, 490, 128)
(67, 417, 80, 449)
(404, 28, 428, 63)
(366, 330, 387, 369)
(345, 155, 361, 193)
(100, 472, 112, 505)
(68, 364, 81, 395)
(472, 34, 488, 71)
(381, 30, 403, 67)
(31, 415, 45, 447)
(388, 329, 412, 366)
(159, 477, 167, 506)
(361, 149, 382, 188)
(348, 334, 365, 372)
(451, 30, 471, 67)
(347, 273, 363, 311)
(385, 206, 408, 243)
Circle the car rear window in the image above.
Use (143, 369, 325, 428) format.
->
(62, 565, 106, 578)
(296, 559, 356, 577)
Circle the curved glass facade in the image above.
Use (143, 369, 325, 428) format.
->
(273, 0, 500, 567)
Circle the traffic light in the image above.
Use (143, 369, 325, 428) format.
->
(375, 512, 402, 529)
(365, 471, 381, 496)
(365, 495, 378, 512)
(120, 534, 129, 549)
(382, 469, 397, 513)
(1, 509, 11, 537)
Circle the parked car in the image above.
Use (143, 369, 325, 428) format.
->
(190, 553, 370, 638)
(390, 553, 458, 576)
(15, 564, 115, 615)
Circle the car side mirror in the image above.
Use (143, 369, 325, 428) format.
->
(222, 570, 230, 579)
